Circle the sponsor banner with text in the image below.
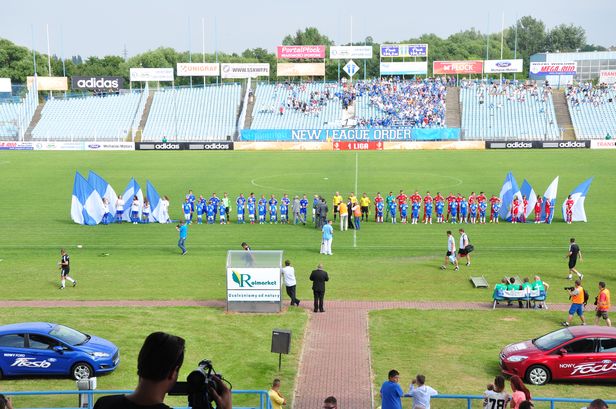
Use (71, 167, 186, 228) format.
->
(220, 63, 270, 79)
(129, 68, 174, 82)
(384, 141, 485, 150)
(333, 141, 383, 151)
(26, 76, 68, 91)
(277, 63, 325, 77)
(135, 142, 233, 151)
(433, 61, 483, 75)
(71, 76, 124, 90)
(380, 44, 428, 58)
(329, 46, 373, 60)
(176, 63, 220, 77)
(591, 140, 616, 149)
(276, 45, 325, 59)
(0, 141, 34, 150)
(486, 140, 590, 149)
(234, 141, 332, 151)
(0, 78, 12, 93)
(529, 62, 577, 76)
(380, 61, 428, 75)
(240, 128, 459, 142)
(484, 59, 523, 73)
(599, 70, 616, 84)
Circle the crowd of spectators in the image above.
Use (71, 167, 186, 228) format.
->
(461, 79, 553, 105)
(565, 81, 616, 107)
(259, 81, 338, 117)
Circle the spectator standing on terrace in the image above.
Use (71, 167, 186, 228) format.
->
(282, 260, 300, 307)
(483, 375, 510, 409)
(268, 378, 286, 409)
(406, 374, 438, 409)
(509, 375, 531, 409)
(380, 369, 404, 409)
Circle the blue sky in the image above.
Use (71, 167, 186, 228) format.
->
(2, 0, 614, 58)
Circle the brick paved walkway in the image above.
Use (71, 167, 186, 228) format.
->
(0, 299, 578, 409)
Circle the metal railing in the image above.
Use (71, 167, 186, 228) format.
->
(404, 394, 616, 409)
(0, 389, 272, 409)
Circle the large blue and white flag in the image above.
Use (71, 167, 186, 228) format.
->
(561, 178, 593, 222)
(541, 176, 559, 224)
(146, 180, 165, 223)
(71, 172, 105, 225)
(520, 179, 537, 220)
(87, 170, 118, 215)
(498, 172, 521, 221)
(121, 178, 143, 222)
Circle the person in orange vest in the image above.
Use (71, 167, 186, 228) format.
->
(595, 281, 612, 327)
(338, 201, 348, 231)
(562, 280, 586, 327)
(352, 201, 362, 230)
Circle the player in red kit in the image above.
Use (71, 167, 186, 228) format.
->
(534, 196, 543, 223)
(435, 192, 444, 204)
(422, 191, 432, 223)
(511, 196, 520, 223)
(544, 197, 552, 224)
(520, 195, 529, 223)
(396, 190, 408, 213)
(477, 191, 487, 203)
(410, 191, 422, 204)
(446, 192, 456, 222)
(565, 194, 574, 224)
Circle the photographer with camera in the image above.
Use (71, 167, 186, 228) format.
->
(562, 280, 586, 327)
(0, 394, 14, 409)
(94, 332, 231, 409)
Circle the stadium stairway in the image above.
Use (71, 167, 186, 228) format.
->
(135, 90, 154, 142)
(23, 102, 44, 141)
(553, 92, 576, 140)
(445, 86, 461, 128)
(243, 88, 256, 129)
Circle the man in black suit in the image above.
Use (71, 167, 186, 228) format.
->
(310, 263, 329, 313)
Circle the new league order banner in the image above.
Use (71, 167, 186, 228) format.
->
(276, 45, 325, 59)
(433, 61, 483, 75)
(240, 128, 460, 142)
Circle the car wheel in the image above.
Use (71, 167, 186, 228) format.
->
(526, 365, 551, 385)
(72, 362, 93, 380)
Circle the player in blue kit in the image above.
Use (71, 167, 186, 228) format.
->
(436, 200, 444, 223)
(400, 202, 409, 224)
(219, 201, 227, 224)
(299, 194, 308, 225)
(425, 201, 433, 224)
(258, 202, 266, 224)
(196, 201, 204, 224)
(248, 201, 256, 224)
(491, 201, 500, 223)
(182, 199, 192, 224)
(312, 195, 320, 223)
(469, 201, 478, 224)
(209, 193, 220, 222)
(280, 201, 288, 224)
(186, 190, 196, 219)
(247, 193, 256, 206)
(410, 201, 419, 224)
(459, 197, 468, 224)
(479, 200, 487, 224)
(450, 200, 458, 224)
(268, 195, 278, 224)
(376, 201, 384, 223)
(236, 194, 246, 224)
(388, 200, 397, 224)
(206, 201, 215, 224)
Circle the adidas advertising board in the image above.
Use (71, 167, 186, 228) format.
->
(486, 141, 590, 149)
(71, 76, 124, 90)
(135, 142, 233, 151)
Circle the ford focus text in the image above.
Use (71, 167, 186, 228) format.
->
(0, 322, 119, 380)
(500, 326, 616, 385)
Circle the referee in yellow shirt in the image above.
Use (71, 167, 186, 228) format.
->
(360, 192, 371, 222)
(332, 192, 343, 222)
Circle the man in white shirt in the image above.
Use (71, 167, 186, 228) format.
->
(282, 260, 300, 306)
(406, 374, 437, 409)
(441, 230, 459, 271)
(457, 228, 472, 267)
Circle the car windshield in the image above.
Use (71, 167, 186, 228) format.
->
(533, 328, 574, 351)
(48, 324, 88, 346)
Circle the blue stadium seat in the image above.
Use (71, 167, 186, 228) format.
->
(567, 86, 616, 139)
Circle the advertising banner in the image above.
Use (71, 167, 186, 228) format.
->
(380, 61, 428, 75)
(333, 141, 383, 151)
(135, 142, 233, 151)
(234, 141, 332, 151)
(384, 140, 484, 150)
(71, 76, 124, 90)
(277, 63, 325, 77)
(380, 44, 428, 58)
(484, 59, 524, 73)
(599, 70, 616, 84)
(0, 78, 11, 93)
(176, 63, 220, 77)
(0, 141, 33, 150)
(276, 45, 325, 59)
(26, 76, 68, 91)
(433, 61, 483, 75)
(529, 62, 577, 76)
(240, 128, 460, 142)
(591, 139, 616, 149)
(226, 267, 281, 302)
(220, 63, 270, 79)
(486, 140, 590, 149)
(129, 68, 174, 82)
(329, 46, 373, 60)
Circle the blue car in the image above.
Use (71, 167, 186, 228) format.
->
(0, 322, 119, 380)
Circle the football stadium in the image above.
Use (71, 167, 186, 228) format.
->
(1, 4, 616, 409)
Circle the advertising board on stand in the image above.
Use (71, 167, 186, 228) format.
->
(220, 63, 270, 79)
(32, 141, 135, 151)
(433, 61, 483, 75)
(276, 45, 325, 59)
(277, 63, 325, 77)
(240, 128, 460, 142)
(484, 59, 524, 73)
(333, 141, 383, 151)
(0, 141, 34, 150)
(129, 68, 174, 82)
(599, 70, 616, 84)
(529, 62, 577, 75)
(135, 142, 233, 151)
(26, 76, 68, 91)
(176, 63, 220, 77)
(380, 62, 428, 76)
(0, 78, 12, 93)
(486, 140, 590, 149)
(380, 44, 428, 58)
(329, 46, 373, 60)
(591, 139, 616, 149)
(71, 77, 124, 90)
(226, 267, 281, 302)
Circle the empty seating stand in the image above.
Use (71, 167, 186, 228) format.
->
(568, 89, 616, 139)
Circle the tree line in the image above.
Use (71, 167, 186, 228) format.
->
(0, 16, 610, 87)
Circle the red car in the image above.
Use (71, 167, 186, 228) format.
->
(500, 326, 616, 385)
